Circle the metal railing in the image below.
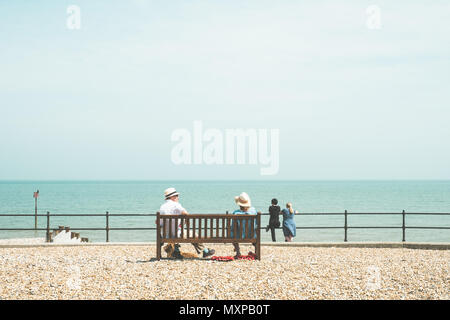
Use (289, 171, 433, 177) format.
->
(0, 211, 449, 243)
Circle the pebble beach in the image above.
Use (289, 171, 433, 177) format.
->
(0, 244, 448, 300)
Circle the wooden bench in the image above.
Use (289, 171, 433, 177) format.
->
(156, 212, 261, 260)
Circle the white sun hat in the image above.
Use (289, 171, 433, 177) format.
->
(164, 187, 179, 200)
(235, 192, 252, 208)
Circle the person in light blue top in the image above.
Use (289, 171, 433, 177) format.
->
(231, 192, 257, 257)
(282, 202, 297, 242)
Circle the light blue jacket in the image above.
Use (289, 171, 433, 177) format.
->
(230, 207, 258, 239)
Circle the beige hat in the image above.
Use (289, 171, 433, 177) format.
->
(164, 187, 179, 200)
(235, 192, 251, 208)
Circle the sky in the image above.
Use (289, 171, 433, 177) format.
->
(0, 0, 449, 180)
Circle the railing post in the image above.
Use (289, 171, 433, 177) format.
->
(344, 210, 348, 242)
(156, 212, 161, 261)
(256, 212, 261, 260)
(106, 211, 109, 242)
(34, 196, 38, 230)
(402, 210, 406, 242)
(46, 211, 50, 242)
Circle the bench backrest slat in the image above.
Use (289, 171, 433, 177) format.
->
(210, 218, 213, 238)
(193, 218, 196, 239)
(180, 216, 184, 238)
(187, 217, 190, 238)
(238, 217, 243, 239)
(216, 218, 219, 238)
(222, 217, 225, 238)
(162, 217, 167, 239)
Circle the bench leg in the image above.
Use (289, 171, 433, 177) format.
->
(157, 241, 161, 261)
(256, 242, 261, 260)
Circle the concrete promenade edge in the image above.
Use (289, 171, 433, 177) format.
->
(0, 242, 449, 250)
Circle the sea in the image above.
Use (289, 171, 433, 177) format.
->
(0, 180, 449, 243)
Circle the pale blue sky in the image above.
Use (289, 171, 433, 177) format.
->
(0, 0, 449, 180)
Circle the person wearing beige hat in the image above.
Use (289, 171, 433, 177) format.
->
(230, 192, 258, 258)
(158, 187, 215, 259)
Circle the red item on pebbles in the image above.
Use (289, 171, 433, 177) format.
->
(211, 252, 256, 262)
(211, 256, 234, 262)
(236, 251, 257, 260)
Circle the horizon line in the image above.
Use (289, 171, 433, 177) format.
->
(1, 179, 449, 182)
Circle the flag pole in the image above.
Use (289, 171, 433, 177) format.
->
(34, 190, 39, 230)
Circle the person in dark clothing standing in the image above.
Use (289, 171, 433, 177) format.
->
(265, 198, 281, 242)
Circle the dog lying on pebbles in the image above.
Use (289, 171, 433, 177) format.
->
(163, 243, 198, 259)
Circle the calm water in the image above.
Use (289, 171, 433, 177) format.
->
(0, 181, 449, 242)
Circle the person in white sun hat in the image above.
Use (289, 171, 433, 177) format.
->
(230, 192, 258, 258)
(158, 187, 215, 259)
